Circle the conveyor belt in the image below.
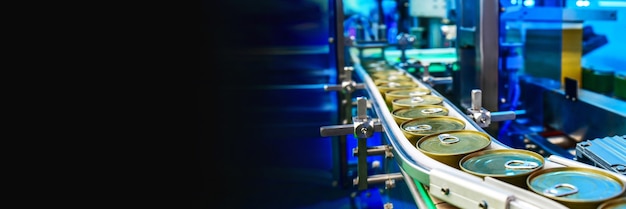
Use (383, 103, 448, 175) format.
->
(350, 57, 626, 209)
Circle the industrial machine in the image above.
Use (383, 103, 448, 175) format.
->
(319, 0, 626, 208)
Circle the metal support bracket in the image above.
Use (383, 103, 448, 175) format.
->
(354, 173, 404, 190)
(421, 65, 453, 87)
(429, 169, 515, 209)
(467, 89, 516, 127)
(352, 145, 393, 158)
(319, 97, 386, 191)
(324, 66, 365, 94)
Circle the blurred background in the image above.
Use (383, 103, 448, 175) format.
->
(198, 0, 625, 208)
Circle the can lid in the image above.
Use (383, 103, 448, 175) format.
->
(593, 68, 615, 75)
(460, 149, 544, 177)
(528, 167, 625, 202)
(386, 88, 431, 97)
(393, 106, 449, 119)
(373, 74, 413, 83)
(369, 69, 403, 76)
(377, 81, 418, 89)
(393, 95, 443, 106)
(401, 116, 464, 137)
(598, 197, 626, 209)
(417, 130, 490, 155)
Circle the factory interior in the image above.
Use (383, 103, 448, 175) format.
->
(198, 0, 626, 208)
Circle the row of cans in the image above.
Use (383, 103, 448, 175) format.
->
(363, 59, 625, 209)
(581, 67, 626, 100)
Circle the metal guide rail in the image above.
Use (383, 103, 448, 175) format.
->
(349, 60, 626, 209)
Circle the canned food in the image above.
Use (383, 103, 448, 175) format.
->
(416, 130, 491, 169)
(372, 74, 413, 85)
(582, 67, 614, 94)
(401, 116, 466, 149)
(527, 167, 625, 209)
(598, 197, 626, 209)
(364, 60, 387, 69)
(385, 88, 431, 108)
(366, 66, 397, 74)
(615, 72, 626, 100)
(391, 95, 443, 110)
(376, 81, 419, 99)
(460, 149, 544, 189)
(369, 69, 405, 78)
(391, 105, 449, 125)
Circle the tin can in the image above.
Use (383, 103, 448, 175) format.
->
(582, 67, 614, 94)
(615, 71, 626, 100)
(391, 95, 443, 110)
(400, 116, 466, 149)
(391, 105, 449, 125)
(416, 130, 491, 169)
(366, 66, 398, 74)
(598, 197, 626, 209)
(376, 81, 419, 99)
(460, 149, 544, 189)
(364, 60, 387, 69)
(372, 74, 414, 85)
(527, 167, 626, 209)
(385, 88, 431, 108)
(369, 69, 405, 78)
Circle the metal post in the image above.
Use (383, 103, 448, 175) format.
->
(329, 0, 349, 189)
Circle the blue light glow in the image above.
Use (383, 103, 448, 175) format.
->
(523, 0, 535, 6)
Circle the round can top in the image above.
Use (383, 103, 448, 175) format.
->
(598, 197, 626, 209)
(401, 116, 465, 137)
(460, 149, 544, 177)
(365, 60, 387, 68)
(393, 95, 443, 106)
(367, 67, 399, 74)
(593, 68, 615, 75)
(377, 81, 418, 89)
(416, 130, 493, 156)
(527, 167, 625, 202)
(373, 75, 413, 84)
(370, 70, 405, 77)
(386, 88, 431, 97)
(392, 105, 449, 119)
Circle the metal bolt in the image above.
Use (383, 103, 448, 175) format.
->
(361, 127, 368, 135)
(328, 37, 334, 43)
(441, 188, 450, 195)
(479, 200, 488, 209)
(385, 179, 396, 189)
(384, 202, 394, 209)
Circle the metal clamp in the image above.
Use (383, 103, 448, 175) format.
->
(352, 145, 394, 158)
(466, 89, 516, 127)
(353, 173, 404, 189)
(324, 66, 365, 94)
(318, 97, 385, 191)
(421, 64, 453, 86)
